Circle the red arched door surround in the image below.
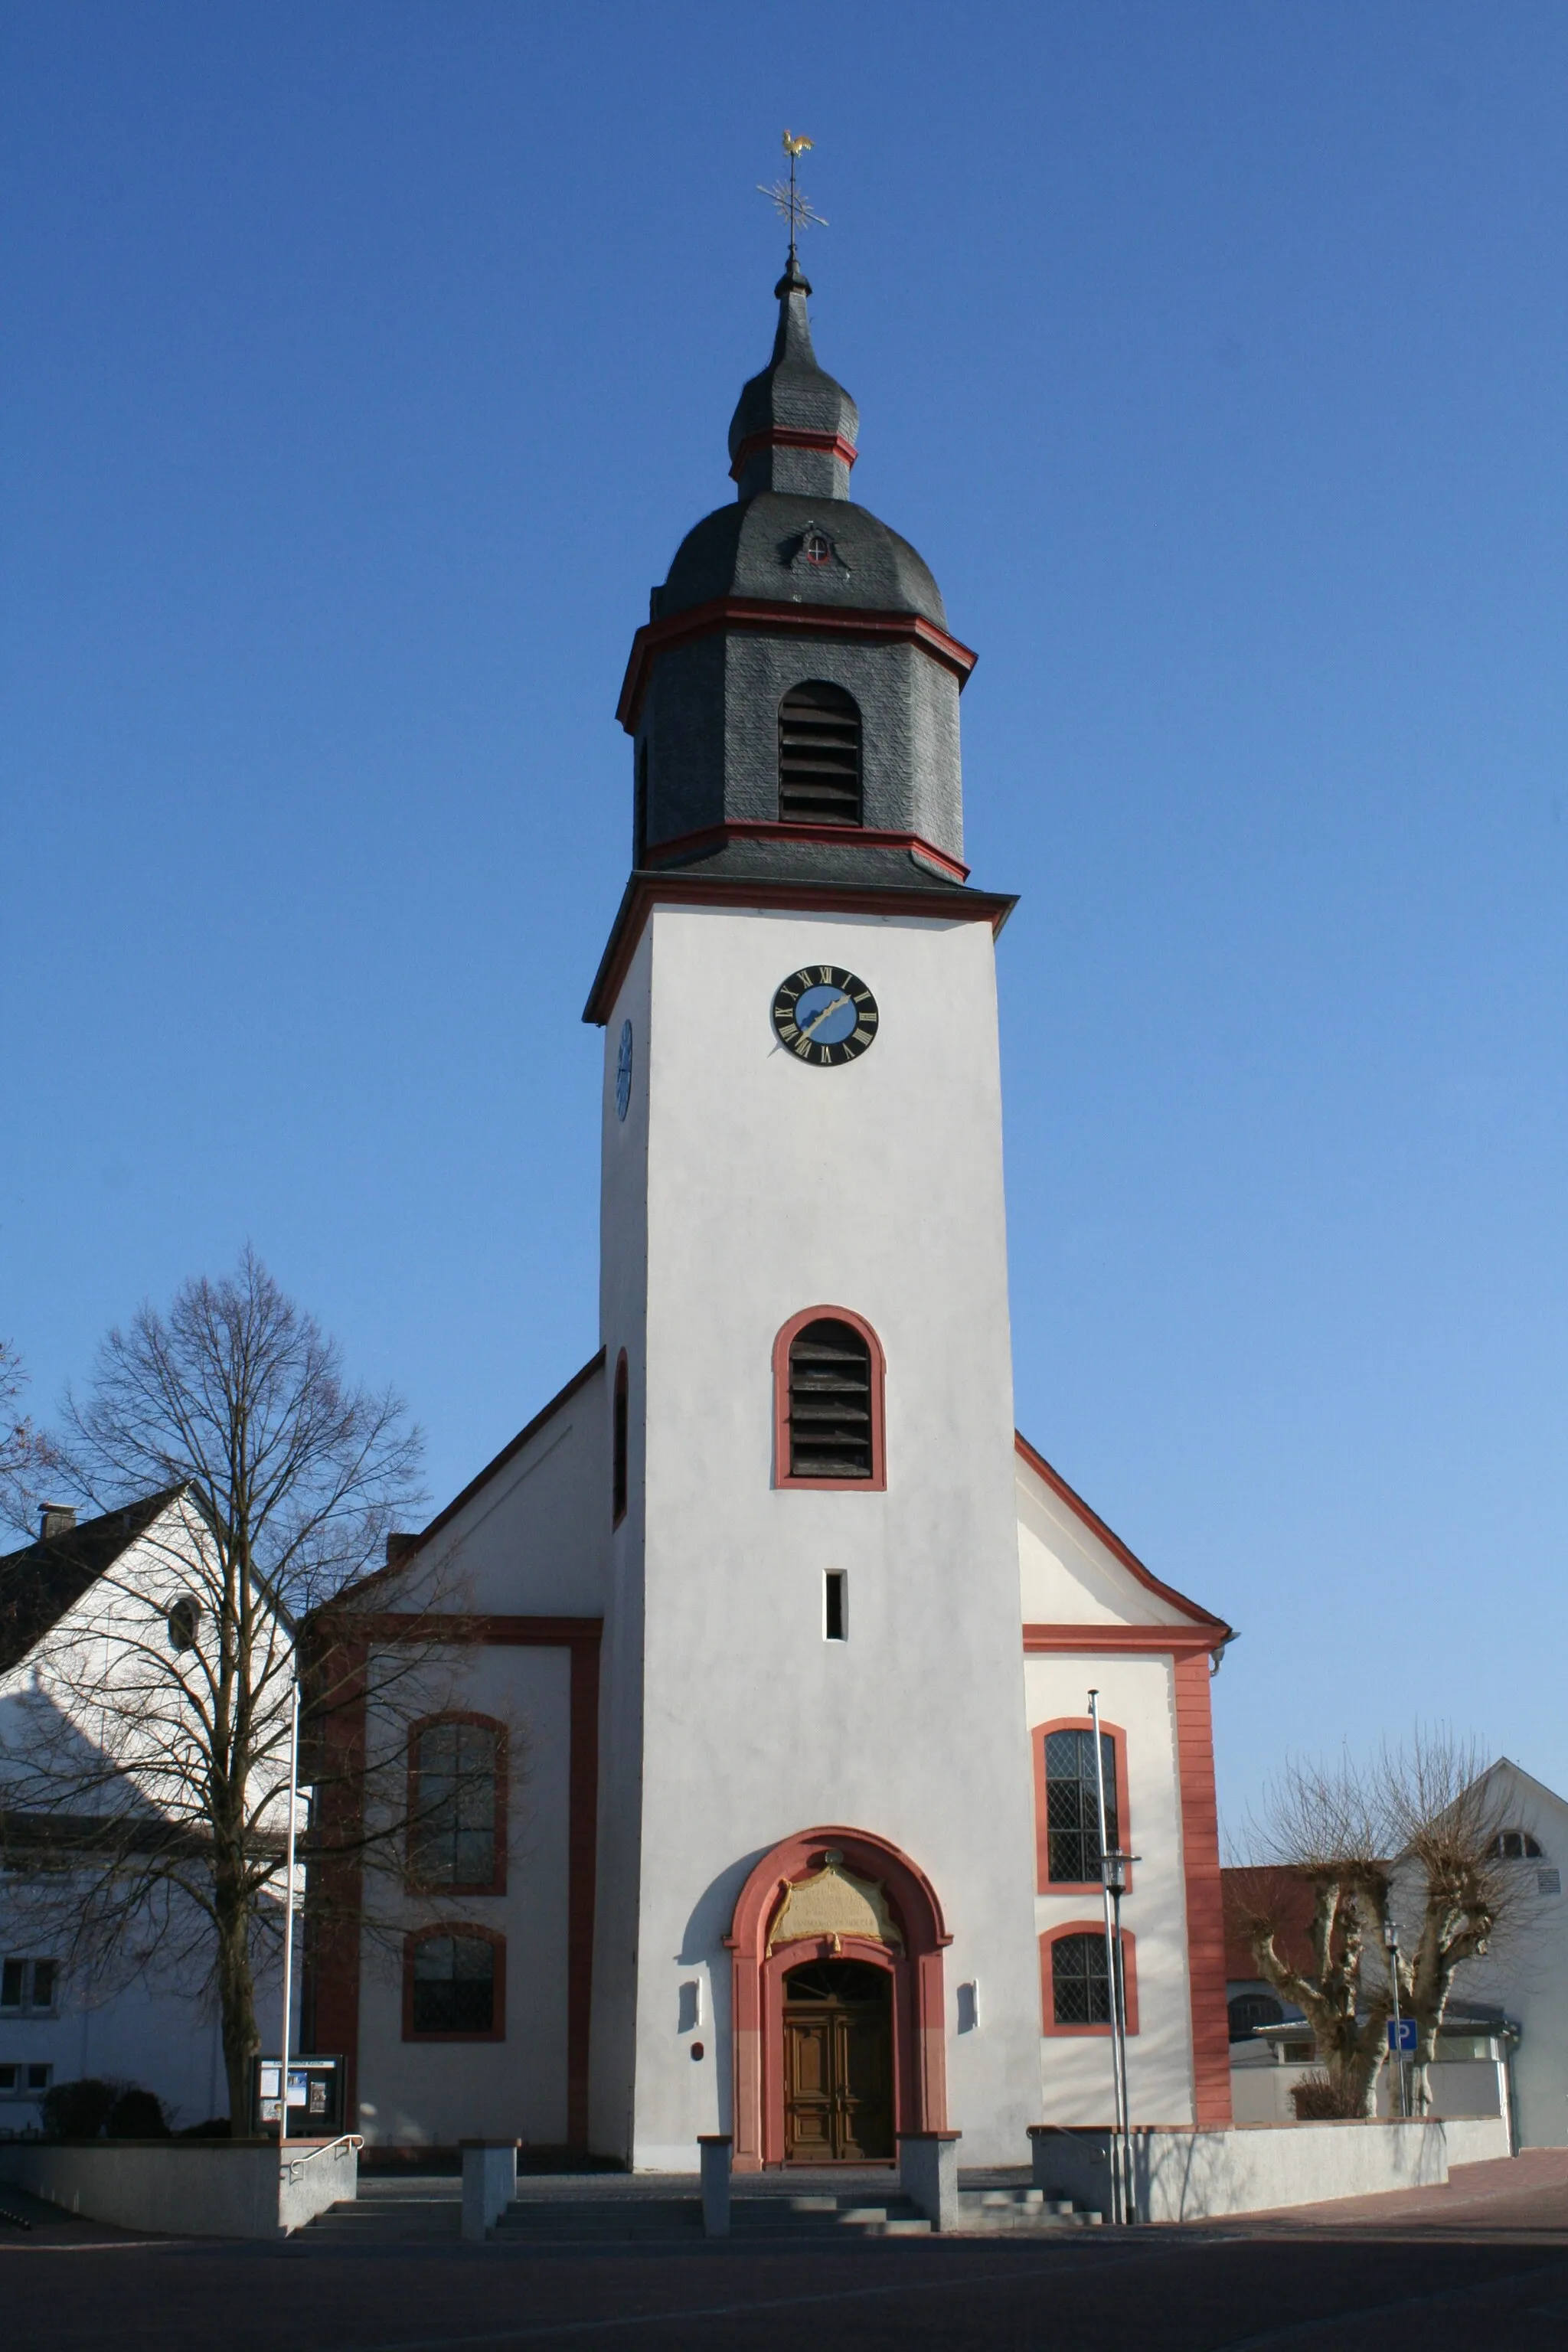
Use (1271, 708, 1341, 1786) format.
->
(724, 1825, 951, 2170)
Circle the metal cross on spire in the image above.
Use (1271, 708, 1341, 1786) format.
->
(758, 129, 828, 263)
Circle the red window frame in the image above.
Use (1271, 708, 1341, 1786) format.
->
(1039, 1922, 1139, 2038)
(612, 1350, 629, 1527)
(1032, 1717, 1132, 1896)
(772, 1305, 887, 1491)
(406, 1712, 508, 1897)
(401, 1922, 507, 2044)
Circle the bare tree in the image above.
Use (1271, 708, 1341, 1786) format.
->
(0, 1339, 50, 1524)
(1233, 1730, 1521, 2115)
(0, 1250, 458, 2128)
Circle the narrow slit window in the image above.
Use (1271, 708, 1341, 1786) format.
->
(779, 684, 862, 826)
(612, 1352, 629, 1525)
(634, 740, 648, 865)
(788, 1319, 873, 1479)
(824, 1571, 847, 1641)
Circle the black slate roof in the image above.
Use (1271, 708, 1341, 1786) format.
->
(0, 1488, 185, 1674)
(654, 493, 947, 630)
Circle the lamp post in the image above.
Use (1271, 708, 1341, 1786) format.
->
(275, 1679, 301, 2146)
(1088, 1689, 1136, 2225)
(1383, 1919, 1406, 2120)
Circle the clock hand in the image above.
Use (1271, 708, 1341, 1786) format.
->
(797, 991, 851, 1042)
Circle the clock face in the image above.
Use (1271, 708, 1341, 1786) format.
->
(616, 1020, 634, 1120)
(771, 965, 879, 1067)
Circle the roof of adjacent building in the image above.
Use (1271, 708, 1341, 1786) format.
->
(0, 1488, 185, 1674)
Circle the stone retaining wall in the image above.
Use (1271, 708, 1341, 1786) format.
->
(0, 2135, 358, 2237)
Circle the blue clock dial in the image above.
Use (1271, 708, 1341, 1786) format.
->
(771, 965, 879, 1067)
(616, 1020, 634, 1120)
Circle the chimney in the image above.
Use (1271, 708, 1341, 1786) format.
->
(38, 1504, 77, 1542)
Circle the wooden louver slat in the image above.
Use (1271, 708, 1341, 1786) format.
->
(789, 1319, 874, 1478)
(779, 684, 862, 826)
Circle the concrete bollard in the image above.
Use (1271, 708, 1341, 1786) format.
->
(697, 2135, 732, 2237)
(897, 2131, 961, 2233)
(459, 2141, 519, 2242)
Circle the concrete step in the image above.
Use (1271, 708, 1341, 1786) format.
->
(305, 2196, 462, 2242)
(732, 2193, 932, 2238)
(954, 2187, 1101, 2233)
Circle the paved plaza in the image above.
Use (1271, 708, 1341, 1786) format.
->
(3, 2151, 1566, 2350)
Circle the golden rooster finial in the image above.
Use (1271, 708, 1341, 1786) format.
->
(759, 131, 827, 262)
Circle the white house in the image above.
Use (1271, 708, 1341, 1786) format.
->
(316, 253, 1237, 2169)
(1448, 1759, 1568, 2148)
(0, 1493, 294, 2132)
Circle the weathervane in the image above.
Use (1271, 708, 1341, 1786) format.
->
(758, 129, 828, 266)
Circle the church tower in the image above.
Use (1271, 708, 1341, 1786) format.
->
(585, 253, 1045, 2167)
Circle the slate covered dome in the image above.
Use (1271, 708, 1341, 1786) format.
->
(616, 260, 975, 893)
(652, 260, 948, 632)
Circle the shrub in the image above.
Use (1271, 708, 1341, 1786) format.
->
(41, 2078, 122, 2138)
(104, 2086, 170, 2138)
(1290, 2070, 1368, 2120)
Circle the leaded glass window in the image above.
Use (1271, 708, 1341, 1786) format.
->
(410, 1934, 496, 2034)
(1044, 1728, 1118, 1883)
(410, 1720, 498, 1889)
(1051, 1932, 1112, 2027)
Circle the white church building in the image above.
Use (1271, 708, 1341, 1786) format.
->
(312, 254, 1236, 2171)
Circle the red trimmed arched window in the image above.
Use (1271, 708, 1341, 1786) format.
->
(1040, 1923, 1138, 2037)
(1031, 1718, 1132, 1894)
(403, 1922, 505, 2042)
(407, 1714, 507, 1896)
(612, 1350, 629, 1526)
(773, 1308, 887, 1490)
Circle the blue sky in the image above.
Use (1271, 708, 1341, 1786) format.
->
(3, 3, 1565, 1829)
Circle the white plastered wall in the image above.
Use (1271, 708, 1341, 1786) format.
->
(353, 1641, 573, 2148)
(603, 902, 1043, 2170)
(1015, 1454, 1204, 2126)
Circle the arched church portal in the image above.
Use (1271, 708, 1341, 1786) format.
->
(724, 1827, 950, 2169)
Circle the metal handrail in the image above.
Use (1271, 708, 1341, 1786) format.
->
(281, 2132, 364, 2184)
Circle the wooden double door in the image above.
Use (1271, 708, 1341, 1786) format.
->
(782, 1959, 894, 2162)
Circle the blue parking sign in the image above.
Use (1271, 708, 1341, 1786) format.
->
(1387, 2017, 1416, 2053)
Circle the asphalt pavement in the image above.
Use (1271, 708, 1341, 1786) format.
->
(3, 2149, 1566, 2351)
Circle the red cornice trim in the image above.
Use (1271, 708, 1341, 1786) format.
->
(645, 820, 969, 885)
(729, 426, 859, 481)
(1023, 1623, 1223, 1658)
(345, 1612, 603, 1646)
(583, 872, 1015, 1027)
(617, 598, 978, 733)
(1014, 1431, 1233, 1641)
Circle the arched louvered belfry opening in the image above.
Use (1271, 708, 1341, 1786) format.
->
(778, 684, 862, 825)
(773, 1308, 887, 1489)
